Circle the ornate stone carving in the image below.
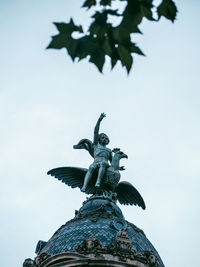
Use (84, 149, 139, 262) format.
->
(35, 240, 47, 255)
(106, 230, 137, 262)
(110, 218, 127, 231)
(75, 230, 161, 266)
(142, 251, 160, 267)
(33, 230, 161, 266)
(23, 258, 35, 267)
(76, 238, 106, 256)
(34, 253, 51, 266)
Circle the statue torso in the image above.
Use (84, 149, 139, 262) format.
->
(94, 143, 111, 163)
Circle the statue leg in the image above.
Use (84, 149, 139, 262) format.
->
(81, 166, 95, 192)
(95, 166, 105, 188)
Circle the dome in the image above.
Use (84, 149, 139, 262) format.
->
(36, 197, 164, 266)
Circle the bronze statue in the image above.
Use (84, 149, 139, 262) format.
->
(80, 113, 112, 191)
(48, 113, 146, 209)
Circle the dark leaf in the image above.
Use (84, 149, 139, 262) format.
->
(82, 0, 97, 9)
(111, 57, 118, 69)
(54, 19, 83, 34)
(48, 0, 178, 74)
(112, 27, 130, 45)
(140, 1, 155, 21)
(47, 34, 79, 61)
(100, 0, 111, 6)
(117, 44, 133, 73)
(110, 49, 120, 69)
(120, 1, 143, 34)
(92, 9, 119, 22)
(104, 9, 120, 16)
(90, 10, 118, 39)
(90, 21, 111, 39)
(89, 50, 105, 72)
(102, 38, 112, 55)
(47, 34, 68, 49)
(47, 19, 83, 61)
(91, 11, 107, 26)
(76, 36, 98, 60)
(130, 43, 145, 56)
(66, 39, 79, 61)
(157, 0, 177, 22)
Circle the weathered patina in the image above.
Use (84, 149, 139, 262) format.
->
(48, 113, 145, 209)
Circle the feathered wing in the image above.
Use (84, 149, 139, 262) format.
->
(116, 181, 146, 209)
(73, 139, 94, 158)
(47, 167, 96, 194)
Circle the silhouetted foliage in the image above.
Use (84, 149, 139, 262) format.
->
(47, 0, 177, 74)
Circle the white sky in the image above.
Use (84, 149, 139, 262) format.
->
(0, 1, 200, 266)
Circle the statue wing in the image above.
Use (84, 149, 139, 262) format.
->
(73, 139, 94, 158)
(47, 167, 96, 195)
(116, 181, 146, 209)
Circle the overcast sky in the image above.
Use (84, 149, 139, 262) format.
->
(0, 1, 200, 266)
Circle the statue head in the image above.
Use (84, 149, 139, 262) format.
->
(98, 133, 109, 146)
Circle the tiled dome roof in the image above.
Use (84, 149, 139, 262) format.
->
(39, 197, 164, 266)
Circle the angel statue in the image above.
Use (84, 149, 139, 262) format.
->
(48, 113, 146, 209)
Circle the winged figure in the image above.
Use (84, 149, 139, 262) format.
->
(47, 149, 146, 209)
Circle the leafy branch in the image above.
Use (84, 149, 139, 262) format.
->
(47, 0, 177, 74)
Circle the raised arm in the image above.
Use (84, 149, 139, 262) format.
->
(93, 113, 106, 144)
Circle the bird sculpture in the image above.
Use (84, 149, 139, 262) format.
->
(48, 113, 146, 210)
(48, 149, 145, 210)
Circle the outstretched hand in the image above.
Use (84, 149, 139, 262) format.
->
(99, 113, 106, 120)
